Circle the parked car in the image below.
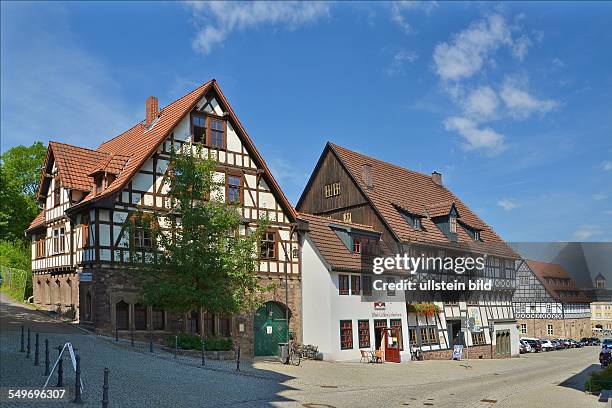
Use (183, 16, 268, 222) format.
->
(602, 338, 612, 349)
(592, 337, 602, 346)
(550, 340, 563, 350)
(523, 339, 542, 352)
(571, 339, 583, 348)
(540, 339, 555, 351)
(580, 337, 592, 346)
(519, 340, 532, 354)
(559, 338, 572, 348)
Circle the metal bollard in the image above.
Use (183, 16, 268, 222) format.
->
(34, 333, 40, 366)
(56, 358, 64, 387)
(44, 339, 50, 376)
(26, 328, 31, 358)
(20, 325, 25, 352)
(236, 346, 241, 372)
(201, 338, 205, 366)
(115, 326, 118, 342)
(174, 335, 178, 359)
(101, 368, 109, 408)
(73, 355, 83, 403)
(130, 331, 134, 347)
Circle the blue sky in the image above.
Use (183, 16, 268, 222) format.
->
(2, 1, 611, 242)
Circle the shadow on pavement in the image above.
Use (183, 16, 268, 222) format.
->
(558, 363, 600, 392)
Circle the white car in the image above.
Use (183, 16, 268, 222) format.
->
(539, 339, 555, 351)
(520, 340, 532, 353)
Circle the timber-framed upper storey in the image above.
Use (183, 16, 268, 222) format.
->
(27, 79, 300, 280)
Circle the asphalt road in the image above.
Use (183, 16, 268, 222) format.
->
(0, 294, 604, 407)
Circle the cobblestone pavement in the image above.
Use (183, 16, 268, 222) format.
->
(0, 295, 605, 407)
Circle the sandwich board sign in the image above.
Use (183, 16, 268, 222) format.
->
(43, 342, 84, 393)
(452, 345, 463, 360)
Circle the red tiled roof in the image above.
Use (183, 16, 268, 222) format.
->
(327, 143, 517, 258)
(31, 80, 296, 222)
(526, 260, 591, 303)
(299, 213, 386, 272)
(27, 211, 45, 231)
(47, 142, 108, 192)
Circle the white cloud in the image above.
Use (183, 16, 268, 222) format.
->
(511, 34, 531, 61)
(433, 14, 512, 81)
(390, 1, 438, 33)
(187, 1, 330, 54)
(386, 49, 418, 75)
(497, 199, 520, 210)
(463, 86, 499, 121)
(593, 193, 608, 201)
(552, 57, 565, 68)
(443, 116, 506, 154)
(602, 161, 612, 171)
(499, 76, 559, 119)
(573, 225, 603, 241)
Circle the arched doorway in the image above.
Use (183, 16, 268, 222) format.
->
(253, 301, 290, 357)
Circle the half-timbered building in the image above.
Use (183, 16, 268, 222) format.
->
(26, 80, 300, 357)
(513, 260, 591, 340)
(297, 143, 520, 359)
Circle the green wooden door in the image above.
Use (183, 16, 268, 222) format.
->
(254, 302, 288, 356)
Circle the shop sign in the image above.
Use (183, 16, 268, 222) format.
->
(374, 302, 386, 310)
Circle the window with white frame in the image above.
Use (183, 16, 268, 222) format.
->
(449, 216, 457, 233)
(547, 324, 554, 335)
(520, 323, 527, 334)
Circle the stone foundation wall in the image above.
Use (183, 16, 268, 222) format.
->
(517, 318, 591, 340)
(79, 267, 301, 358)
(32, 271, 79, 318)
(423, 344, 494, 360)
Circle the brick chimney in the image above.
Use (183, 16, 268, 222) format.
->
(362, 164, 373, 190)
(431, 171, 442, 186)
(145, 96, 158, 127)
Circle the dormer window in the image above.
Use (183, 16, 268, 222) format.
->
(596, 275, 607, 289)
(414, 218, 421, 230)
(95, 175, 103, 194)
(474, 230, 480, 241)
(449, 216, 457, 233)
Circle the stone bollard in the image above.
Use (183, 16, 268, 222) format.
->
(56, 358, 64, 387)
(26, 328, 31, 358)
(101, 368, 109, 408)
(73, 355, 83, 404)
(20, 325, 25, 352)
(236, 346, 241, 372)
(201, 338, 205, 366)
(34, 333, 40, 366)
(44, 339, 50, 376)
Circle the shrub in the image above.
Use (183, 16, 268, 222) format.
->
(165, 333, 232, 351)
(585, 365, 612, 393)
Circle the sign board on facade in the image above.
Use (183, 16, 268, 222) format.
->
(79, 273, 92, 282)
(266, 326, 273, 334)
(374, 302, 386, 310)
(467, 307, 483, 332)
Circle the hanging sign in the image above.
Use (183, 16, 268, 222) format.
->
(266, 326, 273, 334)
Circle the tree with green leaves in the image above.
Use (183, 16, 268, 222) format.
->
(129, 146, 273, 317)
(0, 141, 46, 242)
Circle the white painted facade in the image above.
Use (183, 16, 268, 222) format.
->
(301, 237, 411, 361)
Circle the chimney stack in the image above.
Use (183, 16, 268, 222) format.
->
(431, 171, 442, 186)
(145, 96, 158, 127)
(362, 164, 373, 190)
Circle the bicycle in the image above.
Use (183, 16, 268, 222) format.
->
(288, 340, 301, 366)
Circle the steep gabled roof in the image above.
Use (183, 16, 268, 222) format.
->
(299, 212, 386, 272)
(27, 211, 45, 231)
(36, 142, 108, 199)
(38, 80, 296, 221)
(313, 143, 517, 258)
(526, 259, 590, 303)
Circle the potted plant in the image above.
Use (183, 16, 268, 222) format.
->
(408, 303, 440, 317)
